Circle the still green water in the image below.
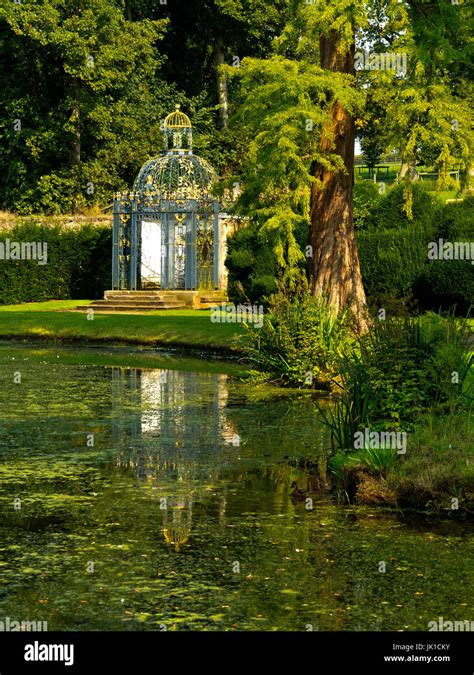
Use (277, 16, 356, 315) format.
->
(0, 344, 472, 631)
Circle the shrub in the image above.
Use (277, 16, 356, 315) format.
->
(369, 182, 442, 231)
(226, 185, 472, 313)
(358, 188, 473, 312)
(225, 221, 279, 305)
(225, 218, 307, 305)
(357, 183, 440, 303)
(318, 313, 472, 452)
(353, 181, 381, 230)
(415, 197, 474, 312)
(241, 291, 353, 389)
(358, 224, 435, 301)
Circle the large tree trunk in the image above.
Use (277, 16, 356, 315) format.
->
(309, 32, 368, 333)
(69, 79, 81, 213)
(214, 32, 229, 130)
(70, 79, 81, 167)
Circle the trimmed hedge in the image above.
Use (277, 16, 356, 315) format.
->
(0, 222, 111, 304)
(369, 183, 442, 231)
(414, 198, 474, 312)
(356, 189, 473, 311)
(227, 185, 473, 313)
(357, 224, 436, 300)
(1, 189, 471, 312)
(353, 181, 381, 230)
(225, 220, 278, 304)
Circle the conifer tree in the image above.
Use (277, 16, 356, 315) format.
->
(227, 0, 472, 332)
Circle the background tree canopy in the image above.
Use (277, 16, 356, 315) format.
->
(0, 0, 290, 213)
(0, 0, 472, 320)
(1, 0, 471, 216)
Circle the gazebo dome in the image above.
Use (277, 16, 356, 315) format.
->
(133, 105, 216, 200)
(133, 154, 216, 200)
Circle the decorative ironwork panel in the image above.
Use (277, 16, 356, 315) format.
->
(196, 214, 214, 289)
(112, 193, 133, 290)
(173, 213, 187, 290)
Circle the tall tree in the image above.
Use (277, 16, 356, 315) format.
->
(225, 0, 472, 331)
(307, 2, 368, 329)
(227, 2, 368, 330)
(356, 0, 472, 205)
(144, 0, 290, 130)
(0, 0, 173, 213)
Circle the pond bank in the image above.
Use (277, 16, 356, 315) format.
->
(0, 340, 245, 375)
(328, 409, 474, 516)
(0, 332, 239, 358)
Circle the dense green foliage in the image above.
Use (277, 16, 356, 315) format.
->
(1, 0, 471, 326)
(366, 183, 441, 232)
(352, 181, 382, 230)
(225, 220, 306, 305)
(228, 186, 474, 312)
(356, 0, 472, 209)
(241, 292, 353, 388)
(0, 0, 291, 213)
(323, 314, 473, 506)
(361, 190, 474, 312)
(330, 313, 471, 435)
(0, 223, 111, 303)
(415, 198, 474, 312)
(223, 0, 472, 291)
(0, 0, 176, 213)
(356, 184, 441, 306)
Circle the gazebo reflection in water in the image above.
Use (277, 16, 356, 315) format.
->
(110, 367, 241, 549)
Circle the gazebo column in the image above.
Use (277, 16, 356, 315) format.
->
(112, 196, 120, 289)
(188, 210, 197, 290)
(165, 211, 173, 289)
(130, 198, 138, 290)
(213, 200, 219, 289)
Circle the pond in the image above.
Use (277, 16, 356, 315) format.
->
(0, 343, 472, 631)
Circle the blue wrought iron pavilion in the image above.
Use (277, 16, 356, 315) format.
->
(112, 106, 220, 291)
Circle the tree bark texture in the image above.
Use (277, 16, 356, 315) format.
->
(309, 32, 368, 333)
(214, 32, 229, 130)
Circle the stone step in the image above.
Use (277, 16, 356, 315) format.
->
(95, 296, 179, 305)
(76, 289, 228, 313)
(93, 300, 183, 308)
(76, 303, 185, 312)
(105, 288, 165, 295)
(104, 291, 177, 300)
(200, 296, 227, 303)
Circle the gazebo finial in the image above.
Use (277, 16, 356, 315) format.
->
(163, 105, 193, 153)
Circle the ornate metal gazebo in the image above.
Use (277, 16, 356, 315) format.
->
(112, 106, 220, 291)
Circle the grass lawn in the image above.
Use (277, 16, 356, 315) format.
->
(0, 300, 470, 355)
(354, 163, 462, 202)
(0, 300, 246, 352)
